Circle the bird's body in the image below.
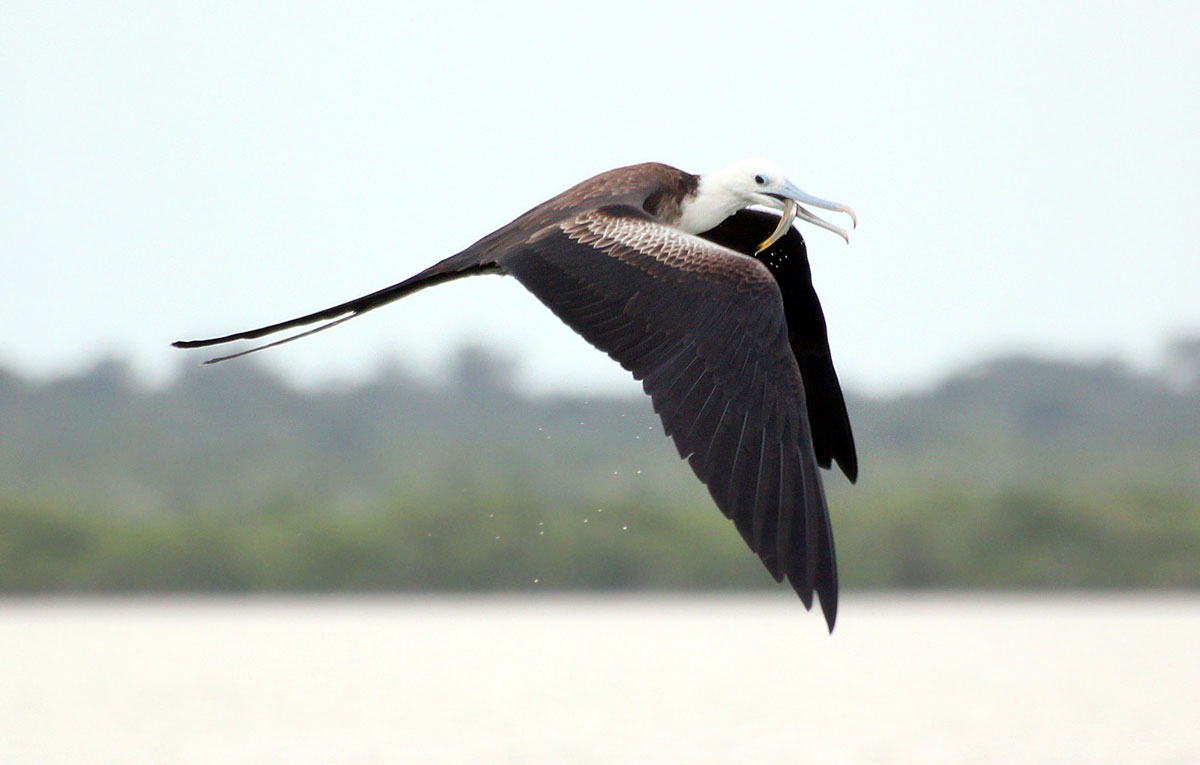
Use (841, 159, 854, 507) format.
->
(176, 160, 858, 629)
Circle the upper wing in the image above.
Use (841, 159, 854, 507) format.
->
(500, 205, 838, 628)
(699, 209, 858, 482)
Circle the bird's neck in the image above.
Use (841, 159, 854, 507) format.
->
(674, 177, 745, 234)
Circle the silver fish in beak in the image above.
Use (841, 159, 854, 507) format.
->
(757, 199, 800, 253)
(759, 182, 858, 251)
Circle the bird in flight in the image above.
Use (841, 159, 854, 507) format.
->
(176, 159, 858, 630)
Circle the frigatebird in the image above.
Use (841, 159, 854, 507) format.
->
(175, 159, 858, 629)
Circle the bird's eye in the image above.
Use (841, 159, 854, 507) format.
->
(754, 174, 767, 185)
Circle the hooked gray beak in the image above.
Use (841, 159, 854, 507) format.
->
(757, 180, 857, 252)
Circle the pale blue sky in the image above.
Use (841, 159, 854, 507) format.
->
(3, 1, 1198, 395)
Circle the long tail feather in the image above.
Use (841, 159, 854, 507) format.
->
(173, 254, 498, 363)
(195, 314, 359, 364)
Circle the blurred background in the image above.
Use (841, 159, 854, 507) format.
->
(2, 1, 1198, 762)
(2, 344, 1199, 594)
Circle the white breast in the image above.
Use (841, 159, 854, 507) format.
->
(674, 177, 745, 234)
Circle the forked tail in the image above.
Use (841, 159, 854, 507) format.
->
(173, 251, 499, 364)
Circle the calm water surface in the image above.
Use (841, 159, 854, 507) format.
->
(2, 595, 1197, 764)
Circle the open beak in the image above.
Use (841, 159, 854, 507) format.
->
(757, 180, 857, 252)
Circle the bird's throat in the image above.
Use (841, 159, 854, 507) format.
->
(674, 181, 745, 235)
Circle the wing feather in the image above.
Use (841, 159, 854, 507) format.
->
(699, 209, 858, 483)
(500, 205, 837, 628)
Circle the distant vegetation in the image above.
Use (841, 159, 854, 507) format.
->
(2, 340, 1198, 593)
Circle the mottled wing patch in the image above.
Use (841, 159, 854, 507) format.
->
(560, 209, 776, 283)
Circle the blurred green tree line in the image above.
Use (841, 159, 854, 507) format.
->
(1, 340, 1197, 593)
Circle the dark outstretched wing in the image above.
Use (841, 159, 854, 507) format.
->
(699, 209, 858, 482)
(501, 205, 838, 629)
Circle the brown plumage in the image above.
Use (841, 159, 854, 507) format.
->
(175, 161, 857, 630)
